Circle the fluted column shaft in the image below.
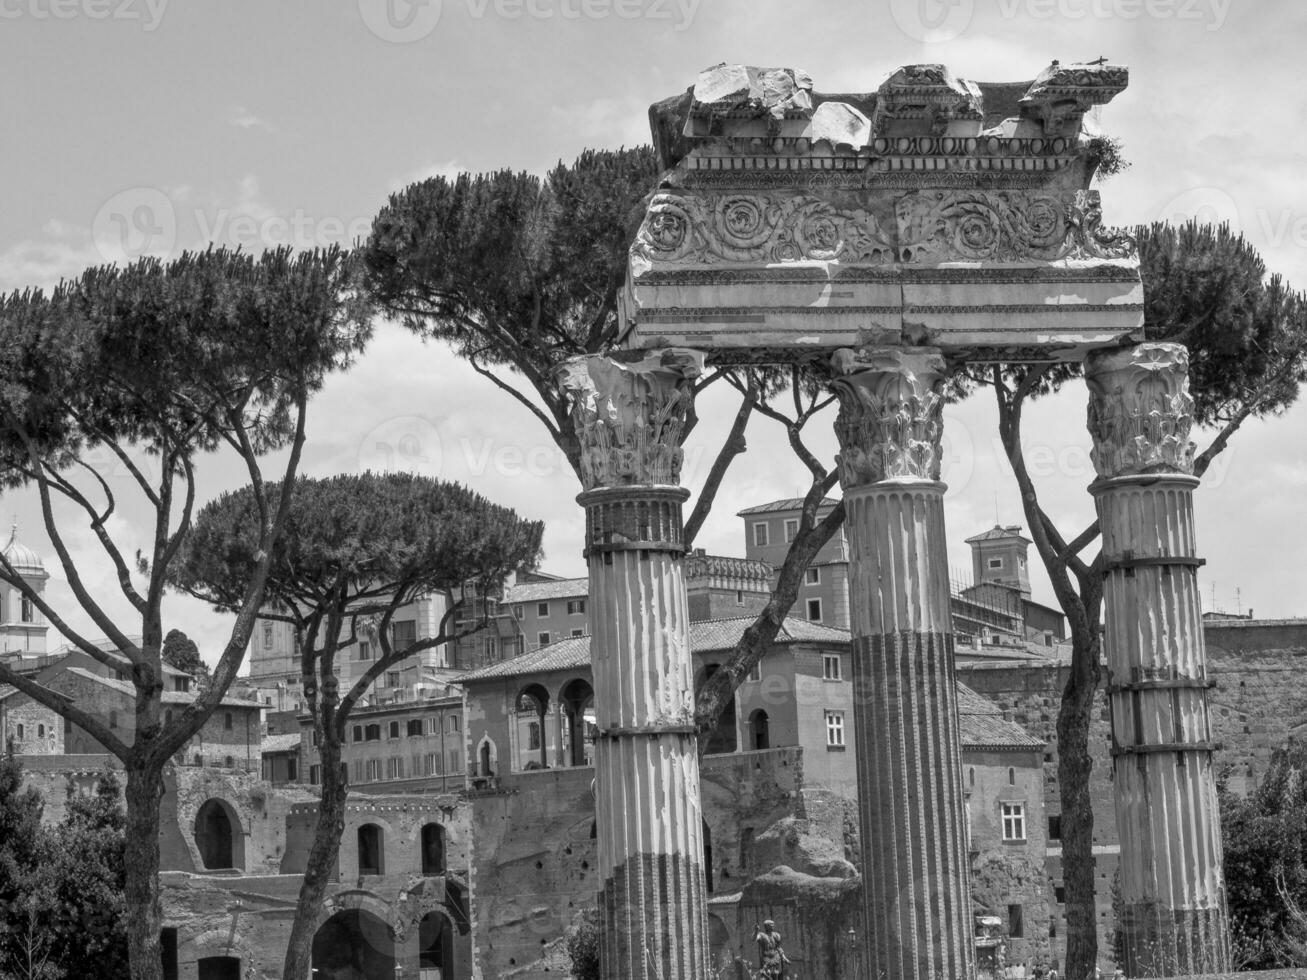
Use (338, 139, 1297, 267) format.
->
(831, 347, 974, 980)
(1086, 342, 1230, 977)
(558, 351, 710, 980)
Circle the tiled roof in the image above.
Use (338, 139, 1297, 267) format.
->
(459, 616, 852, 683)
(59, 668, 265, 707)
(261, 733, 303, 754)
(963, 525, 1030, 544)
(502, 578, 589, 604)
(736, 497, 838, 516)
(956, 682, 1044, 749)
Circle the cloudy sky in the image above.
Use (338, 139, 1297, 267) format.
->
(1, 0, 1303, 667)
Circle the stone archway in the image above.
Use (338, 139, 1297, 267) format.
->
(418, 910, 456, 978)
(312, 908, 395, 980)
(193, 798, 244, 871)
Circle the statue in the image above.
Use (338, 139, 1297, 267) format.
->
(754, 920, 790, 979)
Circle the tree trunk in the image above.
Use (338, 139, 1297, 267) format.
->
(283, 737, 348, 980)
(124, 761, 166, 980)
(1058, 623, 1103, 980)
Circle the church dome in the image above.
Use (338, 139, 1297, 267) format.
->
(3, 526, 45, 573)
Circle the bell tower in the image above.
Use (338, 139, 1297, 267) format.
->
(1, 525, 50, 655)
(965, 524, 1032, 596)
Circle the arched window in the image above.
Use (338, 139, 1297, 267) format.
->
(969, 767, 976, 788)
(15, 724, 23, 740)
(421, 823, 446, 875)
(358, 823, 384, 876)
(36, 724, 44, 739)
(1008, 767, 1016, 786)
(514, 684, 550, 770)
(20, 596, 33, 623)
(748, 709, 769, 751)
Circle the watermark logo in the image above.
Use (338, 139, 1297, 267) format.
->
(357, 0, 442, 42)
(358, 415, 445, 478)
(889, 0, 974, 42)
(92, 187, 178, 263)
(0, 0, 168, 30)
(1156, 186, 1241, 232)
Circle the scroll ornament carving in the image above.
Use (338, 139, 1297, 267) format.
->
(1086, 342, 1196, 480)
(633, 189, 1135, 269)
(635, 192, 895, 267)
(556, 350, 705, 490)
(829, 347, 947, 487)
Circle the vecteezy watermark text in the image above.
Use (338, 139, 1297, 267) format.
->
(357, 0, 697, 43)
(891, 0, 1229, 43)
(0, 0, 167, 29)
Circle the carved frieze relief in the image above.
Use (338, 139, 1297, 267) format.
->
(1086, 342, 1196, 480)
(556, 350, 705, 490)
(633, 188, 1135, 270)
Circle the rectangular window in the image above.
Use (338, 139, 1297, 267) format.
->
(567, 599, 586, 615)
(352, 759, 364, 783)
(448, 714, 460, 733)
(407, 719, 424, 737)
(386, 671, 401, 688)
(822, 653, 842, 681)
(1054, 885, 1066, 904)
(537, 601, 550, 617)
(537, 631, 550, 646)
(1008, 903, 1024, 939)
(388, 721, 400, 739)
(392, 620, 417, 649)
(20, 596, 33, 623)
(388, 757, 403, 779)
(353, 725, 364, 743)
(365, 724, 381, 742)
(430, 717, 442, 735)
(513, 604, 524, 620)
(783, 517, 799, 542)
(805, 566, 820, 585)
(262, 623, 274, 650)
(988, 557, 1004, 569)
(449, 747, 462, 774)
(173, 676, 190, 693)
(752, 522, 769, 547)
(571, 629, 584, 638)
(1048, 814, 1061, 840)
(309, 764, 321, 786)
(1001, 802, 1026, 842)
(807, 598, 823, 622)
(223, 712, 233, 731)
(312, 730, 320, 747)
(287, 757, 298, 781)
(357, 641, 372, 661)
(365, 759, 380, 781)
(736, 589, 745, 605)
(825, 711, 845, 747)
(747, 661, 762, 682)
(426, 752, 443, 775)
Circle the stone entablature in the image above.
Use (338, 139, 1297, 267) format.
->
(621, 60, 1140, 364)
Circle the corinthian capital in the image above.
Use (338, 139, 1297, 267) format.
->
(556, 350, 705, 490)
(1085, 342, 1195, 480)
(830, 346, 947, 488)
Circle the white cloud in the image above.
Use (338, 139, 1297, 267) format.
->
(229, 106, 274, 132)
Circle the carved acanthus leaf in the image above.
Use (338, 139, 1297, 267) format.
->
(556, 351, 705, 490)
(830, 347, 947, 487)
(1086, 342, 1195, 480)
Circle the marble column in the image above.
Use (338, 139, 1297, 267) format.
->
(830, 347, 974, 980)
(557, 349, 710, 980)
(1086, 342, 1231, 976)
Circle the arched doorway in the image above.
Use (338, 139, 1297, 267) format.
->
(560, 678, 595, 767)
(419, 911, 456, 978)
(696, 665, 737, 754)
(194, 799, 240, 871)
(312, 909, 395, 979)
(196, 956, 241, 980)
(515, 683, 550, 770)
(749, 708, 770, 750)
(421, 822, 446, 875)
